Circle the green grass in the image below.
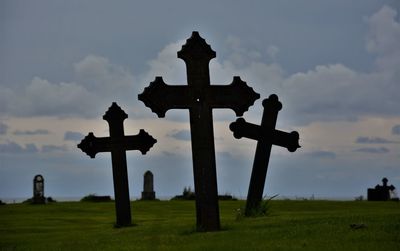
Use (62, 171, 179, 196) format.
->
(0, 200, 399, 250)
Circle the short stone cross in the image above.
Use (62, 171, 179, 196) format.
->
(139, 32, 259, 231)
(229, 94, 300, 216)
(33, 174, 45, 204)
(141, 171, 156, 200)
(78, 102, 157, 227)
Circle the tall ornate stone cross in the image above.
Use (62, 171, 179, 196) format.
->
(78, 102, 156, 227)
(229, 94, 300, 216)
(139, 32, 259, 231)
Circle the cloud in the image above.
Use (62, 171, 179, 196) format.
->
(0, 55, 136, 118)
(139, 6, 400, 126)
(355, 136, 397, 144)
(392, 125, 400, 135)
(354, 147, 390, 154)
(0, 5, 398, 128)
(64, 131, 84, 141)
(366, 5, 400, 72)
(0, 141, 39, 154)
(266, 45, 280, 59)
(305, 151, 336, 159)
(41, 145, 68, 153)
(167, 130, 191, 141)
(13, 129, 50, 135)
(0, 122, 8, 135)
(73, 55, 136, 101)
(10, 77, 98, 117)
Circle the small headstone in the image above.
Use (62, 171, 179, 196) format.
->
(367, 177, 396, 201)
(141, 171, 156, 200)
(33, 174, 45, 204)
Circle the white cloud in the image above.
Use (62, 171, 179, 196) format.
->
(366, 5, 400, 56)
(1, 55, 138, 118)
(366, 5, 400, 77)
(141, 40, 187, 85)
(138, 7, 400, 127)
(73, 55, 136, 100)
(21, 77, 97, 117)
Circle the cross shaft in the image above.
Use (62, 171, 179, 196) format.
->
(139, 32, 259, 231)
(78, 102, 156, 227)
(229, 94, 299, 216)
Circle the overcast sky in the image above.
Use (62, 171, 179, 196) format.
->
(1, 0, 399, 201)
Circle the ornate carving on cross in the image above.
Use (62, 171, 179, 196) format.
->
(229, 94, 300, 216)
(78, 102, 157, 227)
(139, 31, 260, 231)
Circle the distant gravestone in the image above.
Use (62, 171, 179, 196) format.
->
(78, 102, 157, 227)
(141, 171, 156, 200)
(368, 177, 396, 201)
(139, 31, 259, 231)
(33, 174, 45, 204)
(230, 94, 300, 216)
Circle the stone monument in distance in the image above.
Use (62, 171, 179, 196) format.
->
(33, 174, 45, 204)
(141, 170, 156, 200)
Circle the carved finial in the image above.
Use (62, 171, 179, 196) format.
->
(103, 102, 128, 122)
(177, 31, 216, 62)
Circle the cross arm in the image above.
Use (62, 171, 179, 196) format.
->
(124, 129, 157, 155)
(229, 118, 300, 152)
(208, 77, 260, 116)
(138, 77, 191, 117)
(77, 132, 112, 158)
(229, 118, 262, 140)
(77, 130, 157, 158)
(272, 130, 300, 152)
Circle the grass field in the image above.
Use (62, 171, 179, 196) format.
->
(0, 200, 399, 250)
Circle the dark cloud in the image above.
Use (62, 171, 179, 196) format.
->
(41, 145, 68, 153)
(13, 129, 50, 135)
(167, 130, 191, 141)
(305, 151, 336, 159)
(392, 125, 400, 135)
(0, 122, 8, 135)
(0, 141, 39, 154)
(354, 147, 390, 154)
(355, 136, 397, 144)
(64, 131, 84, 141)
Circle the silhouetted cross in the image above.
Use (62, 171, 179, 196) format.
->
(78, 102, 156, 227)
(139, 32, 259, 231)
(229, 94, 300, 216)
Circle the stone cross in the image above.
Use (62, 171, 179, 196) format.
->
(138, 32, 259, 231)
(229, 94, 300, 216)
(78, 102, 157, 227)
(141, 171, 156, 200)
(33, 174, 45, 204)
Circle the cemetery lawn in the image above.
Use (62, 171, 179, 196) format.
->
(0, 200, 399, 251)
